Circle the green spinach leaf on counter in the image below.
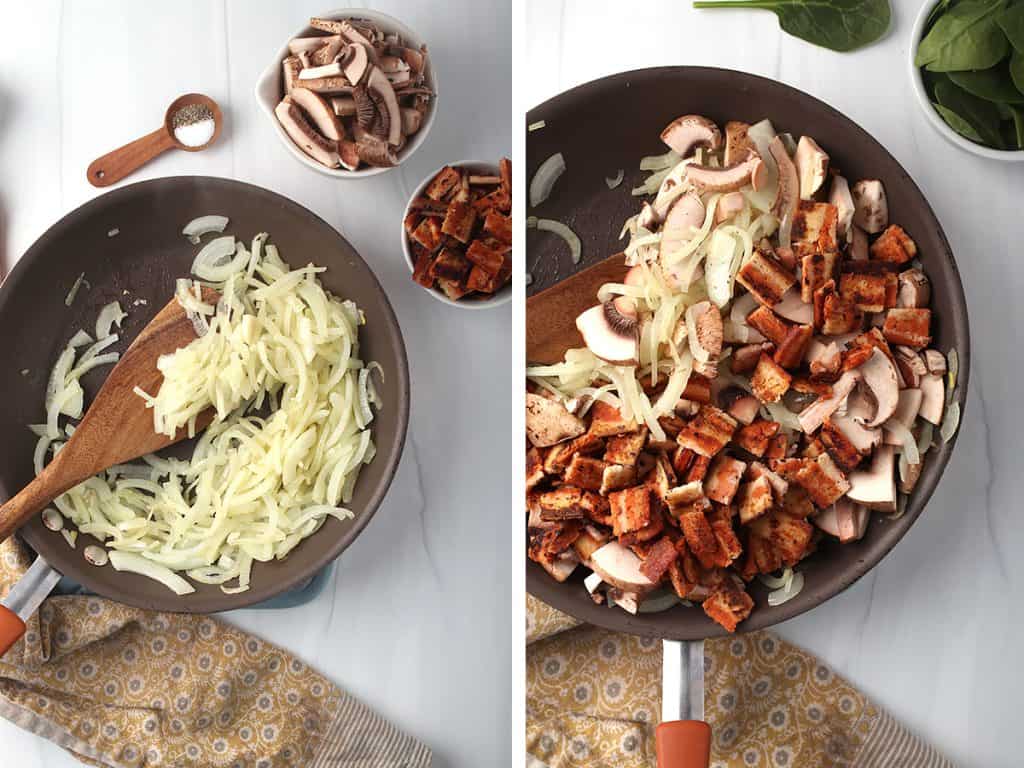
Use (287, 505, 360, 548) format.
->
(916, 0, 1010, 72)
(691, 0, 891, 52)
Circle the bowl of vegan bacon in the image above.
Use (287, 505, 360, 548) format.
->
(403, 159, 512, 308)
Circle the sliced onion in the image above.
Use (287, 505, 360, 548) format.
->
(759, 567, 792, 590)
(64, 273, 86, 306)
(640, 149, 682, 171)
(638, 590, 684, 613)
(947, 348, 959, 394)
(886, 421, 920, 465)
(109, 551, 194, 594)
(764, 401, 803, 432)
(95, 302, 126, 340)
(532, 218, 582, 264)
(767, 571, 803, 606)
(529, 153, 565, 207)
(182, 215, 229, 244)
(191, 236, 242, 281)
(68, 329, 94, 348)
(605, 170, 624, 190)
(528, 120, 546, 132)
(940, 400, 960, 443)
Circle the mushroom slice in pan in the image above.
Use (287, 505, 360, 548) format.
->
(576, 301, 640, 365)
(770, 136, 800, 222)
(526, 393, 586, 447)
(847, 444, 896, 512)
(851, 179, 888, 234)
(660, 114, 722, 158)
(274, 97, 340, 168)
(589, 542, 656, 594)
(660, 192, 706, 262)
(289, 87, 345, 142)
(794, 136, 829, 199)
(829, 175, 855, 241)
(851, 348, 900, 428)
(686, 153, 761, 193)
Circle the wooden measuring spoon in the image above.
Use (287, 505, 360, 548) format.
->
(86, 93, 222, 188)
(0, 288, 217, 543)
(526, 252, 628, 364)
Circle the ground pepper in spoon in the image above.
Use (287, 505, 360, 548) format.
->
(87, 93, 223, 187)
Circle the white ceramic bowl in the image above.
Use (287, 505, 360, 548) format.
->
(401, 160, 512, 309)
(255, 8, 439, 178)
(909, 0, 1024, 161)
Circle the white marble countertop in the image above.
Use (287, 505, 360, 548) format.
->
(526, 1, 1022, 765)
(0, 1, 511, 765)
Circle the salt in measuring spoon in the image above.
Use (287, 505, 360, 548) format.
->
(87, 93, 223, 188)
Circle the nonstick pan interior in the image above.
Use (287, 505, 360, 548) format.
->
(0, 176, 409, 613)
(526, 67, 970, 640)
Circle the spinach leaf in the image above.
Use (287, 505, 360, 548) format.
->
(997, 1, 1024, 53)
(1011, 105, 1024, 148)
(949, 65, 1024, 102)
(1012, 48, 1024, 93)
(916, 0, 1010, 71)
(692, 0, 891, 52)
(926, 0, 956, 28)
(935, 75, 1007, 147)
(933, 102, 986, 142)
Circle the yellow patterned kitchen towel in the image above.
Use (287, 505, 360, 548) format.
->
(0, 539, 431, 768)
(527, 595, 953, 768)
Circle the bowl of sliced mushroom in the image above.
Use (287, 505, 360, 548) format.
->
(255, 9, 437, 177)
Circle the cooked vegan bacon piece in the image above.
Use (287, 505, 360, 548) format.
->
(704, 454, 747, 505)
(676, 405, 738, 457)
(747, 306, 791, 345)
(588, 401, 639, 438)
(425, 166, 461, 199)
(800, 252, 838, 303)
(883, 308, 931, 349)
(564, 454, 609, 492)
(604, 429, 648, 466)
(773, 324, 814, 370)
(610, 486, 653, 536)
(840, 271, 892, 313)
(680, 506, 725, 569)
(820, 419, 865, 472)
(738, 475, 774, 523)
(736, 248, 796, 306)
(751, 354, 792, 403)
(639, 536, 680, 582)
(870, 224, 917, 264)
(702, 582, 754, 632)
(791, 201, 839, 257)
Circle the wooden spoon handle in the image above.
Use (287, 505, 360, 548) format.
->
(87, 127, 175, 188)
(0, 453, 78, 543)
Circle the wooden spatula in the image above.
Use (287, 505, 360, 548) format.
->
(0, 288, 218, 543)
(526, 252, 628, 364)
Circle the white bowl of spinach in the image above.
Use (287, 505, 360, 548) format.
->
(910, 0, 1024, 158)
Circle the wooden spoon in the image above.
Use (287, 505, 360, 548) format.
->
(0, 288, 217, 543)
(86, 93, 223, 188)
(526, 252, 628, 364)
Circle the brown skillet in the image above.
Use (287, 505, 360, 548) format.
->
(0, 176, 410, 613)
(526, 67, 971, 641)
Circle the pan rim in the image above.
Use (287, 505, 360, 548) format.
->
(525, 66, 971, 640)
(2, 175, 410, 613)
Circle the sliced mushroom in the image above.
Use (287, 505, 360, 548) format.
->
(353, 86, 376, 129)
(282, 56, 302, 95)
(651, 161, 691, 221)
(686, 300, 723, 377)
(851, 180, 888, 234)
(331, 97, 357, 117)
(724, 121, 757, 165)
(922, 349, 946, 375)
(289, 36, 338, 55)
(298, 61, 345, 80)
(660, 115, 722, 158)
(589, 542, 656, 594)
(883, 388, 923, 445)
(576, 301, 640, 365)
(829, 175, 855, 241)
(830, 412, 882, 454)
(686, 153, 761, 193)
(770, 135, 799, 222)
(840, 502, 870, 543)
(366, 67, 402, 146)
(274, 97, 340, 168)
(526, 392, 586, 447)
(798, 370, 860, 433)
(897, 269, 931, 308)
(894, 347, 927, 388)
(660, 192, 706, 262)
(537, 551, 579, 583)
(852, 348, 900, 428)
(847, 444, 896, 512)
(354, 135, 398, 167)
(289, 87, 345, 141)
(772, 288, 814, 325)
(714, 191, 747, 224)
(310, 37, 344, 67)
(400, 106, 423, 136)
(336, 42, 367, 86)
(849, 226, 869, 261)
(794, 136, 829, 199)
(919, 374, 945, 425)
(338, 140, 360, 171)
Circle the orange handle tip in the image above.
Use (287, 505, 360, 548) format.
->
(656, 720, 711, 768)
(0, 605, 26, 658)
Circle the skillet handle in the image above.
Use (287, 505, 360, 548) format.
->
(656, 720, 711, 768)
(0, 605, 26, 658)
